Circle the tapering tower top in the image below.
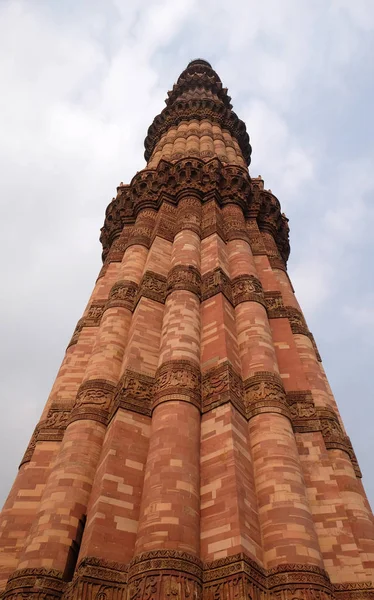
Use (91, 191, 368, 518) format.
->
(144, 59, 252, 166)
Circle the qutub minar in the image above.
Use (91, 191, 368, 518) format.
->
(0, 59, 373, 600)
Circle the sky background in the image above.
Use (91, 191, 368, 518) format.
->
(0, 0, 374, 509)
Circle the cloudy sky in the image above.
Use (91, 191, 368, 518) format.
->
(1, 0, 374, 509)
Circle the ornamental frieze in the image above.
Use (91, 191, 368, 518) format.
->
(105, 234, 130, 263)
(67, 318, 84, 349)
(201, 267, 232, 304)
(19, 426, 39, 467)
(176, 196, 202, 236)
(153, 360, 201, 410)
(201, 200, 225, 241)
(286, 393, 362, 477)
(37, 407, 71, 443)
(5, 552, 374, 599)
(3, 567, 65, 599)
(69, 379, 116, 425)
(202, 361, 245, 416)
(248, 234, 267, 255)
(106, 280, 138, 311)
(137, 271, 167, 305)
(85, 301, 106, 326)
(100, 159, 290, 264)
(166, 265, 202, 299)
(112, 369, 154, 418)
(334, 581, 374, 600)
(67, 300, 106, 349)
(287, 308, 309, 336)
(64, 556, 128, 600)
(264, 292, 285, 317)
(244, 371, 290, 420)
(231, 274, 265, 307)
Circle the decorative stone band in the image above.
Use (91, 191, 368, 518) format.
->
(166, 265, 202, 299)
(202, 268, 265, 308)
(127, 550, 203, 600)
(267, 563, 334, 600)
(202, 361, 245, 417)
(19, 426, 39, 468)
(64, 556, 128, 600)
(68, 379, 116, 426)
(137, 271, 167, 306)
(244, 371, 291, 421)
(334, 581, 374, 600)
(203, 552, 267, 598)
(264, 293, 322, 362)
(111, 369, 154, 419)
(231, 274, 266, 307)
(4, 552, 374, 599)
(201, 199, 226, 241)
(105, 280, 138, 311)
(153, 360, 201, 410)
(3, 567, 65, 599)
(100, 158, 290, 264)
(19, 406, 72, 467)
(287, 391, 362, 478)
(175, 195, 202, 237)
(104, 235, 130, 264)
(67, 300, 107, 349)
(201, 267, 232, 304)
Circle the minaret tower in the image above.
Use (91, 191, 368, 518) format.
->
(1, 59, 374, 600)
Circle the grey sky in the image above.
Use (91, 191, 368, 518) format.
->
(1, 0, 374, 508)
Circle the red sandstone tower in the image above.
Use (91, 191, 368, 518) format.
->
(1, 59, 373, 600)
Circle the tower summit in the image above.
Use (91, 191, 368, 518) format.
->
(1, 60, 373, 600)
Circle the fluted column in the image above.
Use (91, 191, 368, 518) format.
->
(199, 207, 263, 564)
(134, 196, 201, 559)
(226, 204, 323, 570)
(263, 250, 374, 580)
(0, 232, 129, 591)
(77, 229, 174, 568)
(12, 212, 153, 585)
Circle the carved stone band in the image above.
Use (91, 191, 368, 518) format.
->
(127, 551, 202, 600)
(101, 158, 290, 267)
(201, 267, 232, 304)
(287, 392, 362, 478)
(112, 369, 154, 418)
(264, 293, 322, 362)
(69, 379, 116, 426)
(231, 274, 265, 307)
(137, 270, 167, 305)
(153, 360, 201, 410)
(5, 552, 374, 599)
(106, 280, 138, 311)
(202, 361, 245, 417)
(67, 298, 106, 348)
(166, 265, 202, 299)
(244, 371, 291, 421)
(3, 567, 65, 599)
(267, 563, 333, 599)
